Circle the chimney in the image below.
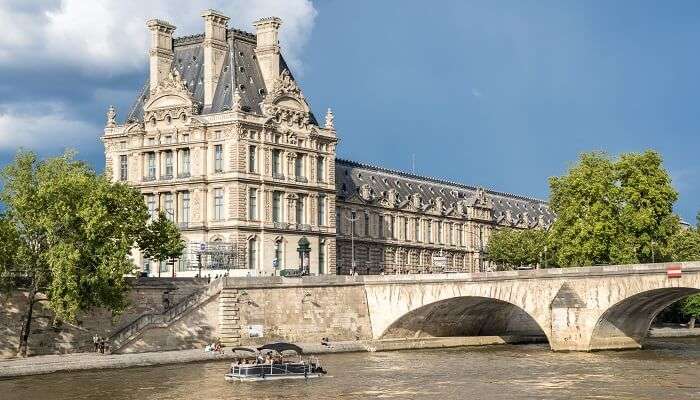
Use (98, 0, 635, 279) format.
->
(146, 19, 176, 92)
(201, 9, 230, 108)
(253, 17, 282, 91)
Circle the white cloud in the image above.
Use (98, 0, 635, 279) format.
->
(0, 0, 317, 74)
(471, 88, 482, 98)
(0, 103, 99, 151)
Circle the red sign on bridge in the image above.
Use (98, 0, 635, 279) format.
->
(667, 264, 682, 278)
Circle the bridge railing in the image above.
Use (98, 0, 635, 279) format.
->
(336, 263, 481, 275)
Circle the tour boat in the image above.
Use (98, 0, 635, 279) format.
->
(225, 342, 326, 382)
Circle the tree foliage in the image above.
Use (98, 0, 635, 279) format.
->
(548, 150, 679, 267)
(138, 210, 186, 264)
(0, 150, 184, 356)
(486, 228, 548, 269)
(668, 228, 700, 263)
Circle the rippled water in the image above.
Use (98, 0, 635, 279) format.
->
(2, 338, 700, 399)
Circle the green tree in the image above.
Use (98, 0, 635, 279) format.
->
(548, 150, 679, 267)
(681, 295, 700, 329)
(0, 150, 183, 357)
(669, 228, 700, 262)
(138, 210, 186, 276)
(486, 228, 548, 270)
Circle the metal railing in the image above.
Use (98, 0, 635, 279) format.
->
(109, 279, 223, 352)
(336, 262, 479, 276)
(177, 171, 191, 178)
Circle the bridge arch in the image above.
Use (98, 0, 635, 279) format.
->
(588, 287, 700, 351)
(380, 295, 549, 343)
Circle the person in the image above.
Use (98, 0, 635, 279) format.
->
(93, 334, 99, 353)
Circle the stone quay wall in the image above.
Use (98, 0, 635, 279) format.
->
(0, 278, 207, 359)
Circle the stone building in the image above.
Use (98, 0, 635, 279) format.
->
(102, 11, 554, 277)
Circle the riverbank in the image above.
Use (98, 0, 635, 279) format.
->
(0, 335, 544, 379)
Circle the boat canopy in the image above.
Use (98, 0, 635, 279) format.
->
(257, 342, 304, 355)
(230, 347, 258, 354)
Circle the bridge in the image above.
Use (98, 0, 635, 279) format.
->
(111, 262, 700, 353)
(213, 261, 700, 352)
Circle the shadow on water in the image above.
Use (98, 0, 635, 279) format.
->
(2, 338, 700, 400)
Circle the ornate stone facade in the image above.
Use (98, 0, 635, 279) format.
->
(102, 11, 553, 277)
(102, 11, 337, 277)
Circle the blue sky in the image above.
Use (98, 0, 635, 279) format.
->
(0, 0, 697, 221)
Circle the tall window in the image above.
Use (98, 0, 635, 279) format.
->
(275, 243, 282, 268)
(378, 215, 384, 238)
(146, 194, 156, 219)
(294, 155, 303, 178)
(404, 217, 409, 241)
(457, 224, 463, 247)
(272, 149, 281, 176)
(164, 151, 173, 177)
(296, 195, 305, 224)
(249, 188, 258, 220)
(272, 191, 282, 223)
(147, 152, 155, 179)
(317, 195, 325, 226)
(181, 191, 190, 225)
(388, 215, 394, 239)
(364, 213, 370, 236)
(119, 155, 128, 181)
(214, 144, 223, 172)
(180, 148, 190, 175)
(427, 220, 433, 243)
(319, 244, 325, 275)
(248, 238, 257, 270)
(316, 157, 325, 182)
(164, 192, 174, 221)
(448, 223, 453, 245)
(415, 218, 420, 242)
(336, 211, 341, 232)
(214, 188, 224, 221)
(249, 146, 257, 173)
(438, 222, 443, 244)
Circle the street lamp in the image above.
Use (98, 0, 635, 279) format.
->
(345, 210, 359, 275)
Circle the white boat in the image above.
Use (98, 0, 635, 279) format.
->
(225, 342, 326, 382)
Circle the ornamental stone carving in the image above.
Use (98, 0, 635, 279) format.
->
(106, 105, 117, 128)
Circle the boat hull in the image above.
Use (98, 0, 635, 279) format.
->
(224, 373, 322, 382)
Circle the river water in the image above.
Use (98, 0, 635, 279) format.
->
(2, 338, 700, 400)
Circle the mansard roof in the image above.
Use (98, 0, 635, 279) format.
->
(335, 158, 556, 227)
(126, 29, 317, 124)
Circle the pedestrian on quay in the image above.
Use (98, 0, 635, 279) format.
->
(93, 334, 99, 352)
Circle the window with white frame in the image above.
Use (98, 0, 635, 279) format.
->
(119, 155, 128, 181)
(249, 188, 258, 220)
(214, 188, 224, 221)
(214, 144, 223, 173)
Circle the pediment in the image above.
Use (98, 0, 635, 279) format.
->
(146, 93, 192, 111)
(274, 96, 304, 111)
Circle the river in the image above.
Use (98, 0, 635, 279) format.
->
(2, 338, 700, 399)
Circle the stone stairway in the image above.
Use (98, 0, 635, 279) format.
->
(109, 278, 224, 353)
(218, 288, 242, 347)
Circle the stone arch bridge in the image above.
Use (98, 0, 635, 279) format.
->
(360, 262, 700, 351)
(216, 262, 700, 352)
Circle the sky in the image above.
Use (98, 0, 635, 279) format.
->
(0, 0, 697, 222)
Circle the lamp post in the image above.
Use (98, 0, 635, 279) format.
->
(345, 210, 359, 275)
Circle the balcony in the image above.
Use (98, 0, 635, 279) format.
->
(272, 172, 285, 181)
(143, 175, 156, 182)
(295, 176, 308, 183)
(273, 222, 289, 229)
(177, 171, 191, 179)
(178, 222, 189, 229)
(160, 173, 173, 180)
(298, 224, 312, 231)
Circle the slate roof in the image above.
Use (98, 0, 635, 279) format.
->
(126, 28, 316, 124)
(335, 158, 556, 227)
